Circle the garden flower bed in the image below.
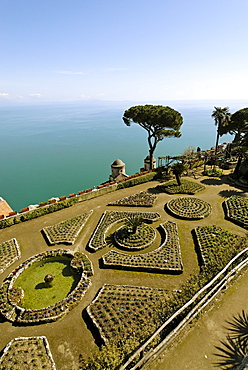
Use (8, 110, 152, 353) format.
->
(88, 210, 161, 251)
(102, 221, 183, 273)
(194, 225, 243, 267)
(224, 195, 248, 229)
(114, 223, 156, 250)
(86, 284, 171, 344)
(156, 179, 205, 194)
(42, 210, 93, 244)
(166, 197, 211, 219)
(0, 336, 56, 369)
(0, 238, 21, 274)
(0, 249, 93, 324)
(108, 191, 157, 207)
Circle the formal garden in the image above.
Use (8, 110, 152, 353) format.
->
(88, 210, 161, 252)
(0, 175, 248, 369)
(102, 220, 183, 273)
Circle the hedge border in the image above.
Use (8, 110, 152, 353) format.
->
(0, 172, 157, 230)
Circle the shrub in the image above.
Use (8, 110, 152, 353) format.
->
(117, 172, 157, 189)
(203, 168, 223, 177)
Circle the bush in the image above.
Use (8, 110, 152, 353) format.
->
(117, 172, 157, 189)
(203, 168, 223, 177)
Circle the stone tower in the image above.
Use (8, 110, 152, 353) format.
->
(109, 159, 128, 182)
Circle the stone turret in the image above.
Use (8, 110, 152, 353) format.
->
(109, 159, 128, 182)
(141, 156, 156, 172)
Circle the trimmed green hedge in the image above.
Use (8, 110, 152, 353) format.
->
(117, 172, 157, 189)
(0, 198, 79, 229)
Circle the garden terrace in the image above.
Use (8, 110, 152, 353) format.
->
(88, 210, 161, 251)
(0, 249, 93, 324)
(108, 191, 157, 207)
(86, 284, 171, 344)
(194, 225, 243, 268)
(41, 210, 93, 245)
(102, 221, 183, 273)
(0, 238, 21, 274)
(166, 197, 212, 219)
(156, 179, 205, 194)
(0, 336, 56, 370)
(224, 195, 248, 229)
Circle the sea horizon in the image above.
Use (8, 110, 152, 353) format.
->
(0, 99, 246, 211)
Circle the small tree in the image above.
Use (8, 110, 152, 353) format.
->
(123, 105, 183, 170)
(171, 162, 185, 186)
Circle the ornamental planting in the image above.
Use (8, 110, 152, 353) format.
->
(108, 191, 157, 207)
(224, 195, 248, 229)
(87, 284, 170, 344)
(0, 238, 21, 274)
(0, 249, 93, 324)
(157, 179, 205, 194)
(166, 197, 211, 219)
(102, 221, 183, 273)
(42, 210, 93, 244)
(88, 210, 160, 251)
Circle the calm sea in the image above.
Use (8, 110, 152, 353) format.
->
(0, 100, 245, 211)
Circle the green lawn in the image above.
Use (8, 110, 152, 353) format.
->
(14, 256, 80, 309)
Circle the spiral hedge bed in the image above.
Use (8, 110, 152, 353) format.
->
(166, 197, 211, 219)
(114, 224, 156, 250)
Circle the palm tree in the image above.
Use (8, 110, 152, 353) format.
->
(214, 311, 248, 369)
(212, 107, 231, 160)
(171, 162, 186, 186)
(124, 216, 143, 234)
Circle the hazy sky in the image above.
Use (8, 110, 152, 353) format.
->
(1, 0, 248, 105)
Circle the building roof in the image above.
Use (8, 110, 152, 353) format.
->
(111, 159, 125, 167)
(0, 197, 13, 217)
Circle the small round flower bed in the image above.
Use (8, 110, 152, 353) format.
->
(166, 197, 211, 219)
(114, 223, 156, 250)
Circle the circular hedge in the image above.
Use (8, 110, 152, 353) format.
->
(166, 197, 211, 219)
(114, 224, 156, 250)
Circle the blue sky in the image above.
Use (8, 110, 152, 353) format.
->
(1, 0, 248, 105)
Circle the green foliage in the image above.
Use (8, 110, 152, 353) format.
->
(203, 168, 223, 177)
(220, 107, 248, 142)
(117, 172, 157, 189)
(0, 198, 79, 229)
(214, 311, 248, 369)
(123, 105, 183, 167)
(157, 179, 205, 194)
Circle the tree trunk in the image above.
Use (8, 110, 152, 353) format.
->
(234, 155, 243, 179)
(175, 173, 181, 186)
